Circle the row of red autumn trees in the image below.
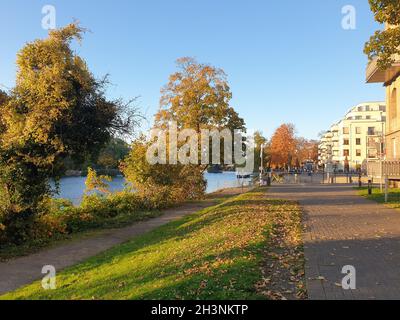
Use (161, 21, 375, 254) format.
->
(255, 124, 318, 170)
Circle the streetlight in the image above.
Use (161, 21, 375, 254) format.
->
(260, 143, 266, 186)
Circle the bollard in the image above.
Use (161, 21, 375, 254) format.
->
(358, 174, 362, 188)
(368, 179, 372, 195)
(385, 176, 389, 203)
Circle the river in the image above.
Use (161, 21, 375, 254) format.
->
(55, 172, 252, 205)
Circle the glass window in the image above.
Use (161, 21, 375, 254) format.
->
(355, 127, 361, 134)
(343, 127, 349, 134)
(368, 127, 376, 135)
(356, 150, 362, 157)
(343, 150, 350, 157)
(356, 138, 361, 145)
(344, 139, 350, 145)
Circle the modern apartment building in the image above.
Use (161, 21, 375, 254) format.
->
(318, 102, 386, 172)
(366, 53, 400, 160)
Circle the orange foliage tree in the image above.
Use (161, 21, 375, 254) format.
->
(296, 138, 319, 164)
(270, 124, 297, 169)
(270, 124, 318, 169)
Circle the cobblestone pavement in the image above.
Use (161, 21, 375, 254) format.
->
(268, 183, 400, 300)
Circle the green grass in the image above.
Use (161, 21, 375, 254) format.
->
(0, 209, 162, 261)
(0, 189, 246, 261)
(1, 188, 305, 300)
(357, 187, 400, 210)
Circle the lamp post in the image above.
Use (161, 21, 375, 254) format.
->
(380, 114, 385, 192)
(260, 143, 265, 186)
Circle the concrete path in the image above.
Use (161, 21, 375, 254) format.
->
(268, 183, 400, 300)
(0, 201, 217, 295)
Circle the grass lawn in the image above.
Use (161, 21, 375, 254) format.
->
(0, 190, 236, 261)
(0, 209, 163, 261)
(357, 187, 400, 209)
(1, 188, 306, 300)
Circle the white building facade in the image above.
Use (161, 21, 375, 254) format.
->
(319, 102, 386, 172)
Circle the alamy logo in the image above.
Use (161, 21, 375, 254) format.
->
(42, 265, 57, 290)
(341, 5, 356, 30)
(341, 265, 356, 290)
(42, 5, 57, 30)
(146, 122, 255, 173)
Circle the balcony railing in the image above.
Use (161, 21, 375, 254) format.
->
(368, 160, 400, 179)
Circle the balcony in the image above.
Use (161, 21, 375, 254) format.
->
(368, 160, 400, 179)
(366, 56, 400, 84)
(331, 125, 339, 132)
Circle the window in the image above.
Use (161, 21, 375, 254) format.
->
(355, 127, 361, 134)
(380, 105, 386, 112)
(343, 127, 349, 134)
(356, 150, 362, 157)
(366, 116, 371, 120)
(365, 105, 370, 111)
(355, 116, 362, 120)
(368, 150, 377, 159)
(356, 138, 361, 145)
(390, 89, 397, 123)
(358, 106, 363, 112)
(343, 150, 350, 157)
(343, 139, 350, 145)
(368, 127, 376, 135)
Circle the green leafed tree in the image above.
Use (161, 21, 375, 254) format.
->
(0, 24, 140, 243)
(364, 0, 400, 69)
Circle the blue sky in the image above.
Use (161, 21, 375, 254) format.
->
(0, 0, 385, 139)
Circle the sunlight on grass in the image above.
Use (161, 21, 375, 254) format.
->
(1, 188, 304, 300)
(357, 187, 400, 209)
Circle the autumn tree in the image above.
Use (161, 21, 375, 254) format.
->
(0, 24, 140, 243)
(0, 90, 7, 134)
(155, 57, 245, 133)
(84, 168, 112, 195)
(269, 124, 297, 169)
(124, 58, 245, 202)
(296, 138, 319, 165)
(0, 90, 7, 105)
(122, 136, 206, 206)
(97, 137, 130, 170)
(364, 0, 400, 69)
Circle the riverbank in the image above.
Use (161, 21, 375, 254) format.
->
(0, 186, 253, 262)
(1, 187, 306, 300)
(55, 172, 253, 205)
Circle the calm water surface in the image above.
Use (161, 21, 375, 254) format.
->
(55, 172, 251, 205)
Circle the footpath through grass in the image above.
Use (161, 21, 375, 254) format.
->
(1, 188, 305, 300)
(357, 187, 400, 210)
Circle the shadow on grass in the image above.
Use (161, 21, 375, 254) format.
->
(2, 190, 301, 300)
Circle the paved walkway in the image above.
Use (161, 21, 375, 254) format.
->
(0, 201, 218, 295)
(269, 183, 400, 300)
